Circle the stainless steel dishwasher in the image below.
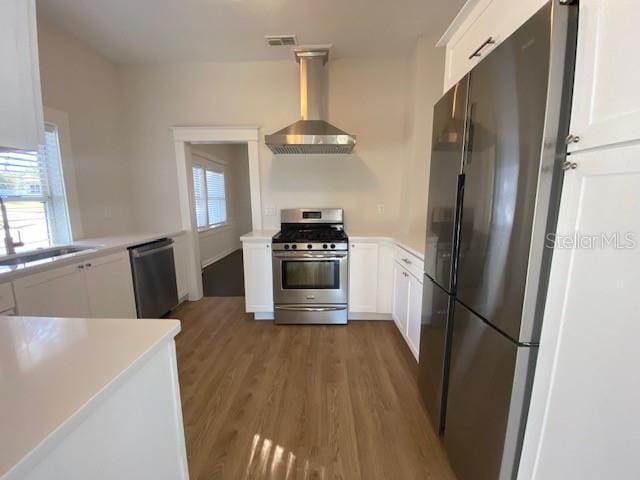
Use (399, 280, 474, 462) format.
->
(129, 238, 179, 318)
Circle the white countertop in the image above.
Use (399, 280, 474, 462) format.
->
(240, 229, 426, 260)
(0, 315, 181, 479)
(0, 230, 186, 282)
(239, 229, 278, 242)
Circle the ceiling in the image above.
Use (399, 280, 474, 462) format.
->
(36, 0, 466, 64)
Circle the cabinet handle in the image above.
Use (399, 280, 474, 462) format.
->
(469, 37, 496, 59)
(565, 134, 580, 145)
(77, 265, 84, 270)
(561, 161, 578, 171)
(85, 263, 92, 268)
(402, 258, 412, 265)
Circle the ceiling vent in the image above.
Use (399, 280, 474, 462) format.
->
(265, 35, 297, 47)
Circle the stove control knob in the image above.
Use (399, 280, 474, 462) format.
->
(307, 244, 313, 249)
(284, 244, 290, 250)
(322, 244, 328, 249)
(292, 244, 297, 250)
(330, 244, 336, 249)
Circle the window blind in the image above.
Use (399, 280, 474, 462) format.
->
(191, 158, 228, 230)
(192, 165, 207, 228)
(0, 125, 72, 254)
(206, 170, 226, 225)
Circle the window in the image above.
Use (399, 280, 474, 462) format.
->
(0, 123, 71, 255)
(191, 160, 227, 230)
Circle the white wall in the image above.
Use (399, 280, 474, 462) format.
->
(120, 57, 410, 236)
(398, 36, 446, 250)
(190, 143, 252, 267)
(37, 18, 135, 237)
(37, 16, 447, 249)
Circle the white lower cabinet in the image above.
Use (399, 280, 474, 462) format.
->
(242, 240, 273, 313)
(519, 143, 640, 479)
(13, 263, 91, 317)
(392, 262, 408, 333)
(392, 260, 423, 361)
(348, 242, 379, 313)
(84, 252, 137, 318)
(13, 251, 136, 318)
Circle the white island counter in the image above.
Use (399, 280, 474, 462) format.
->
(0, 316, 188, 480)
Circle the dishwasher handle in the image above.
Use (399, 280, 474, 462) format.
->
(130, 238, 174, 259)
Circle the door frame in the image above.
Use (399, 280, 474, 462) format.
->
(171, 126, 262, 300)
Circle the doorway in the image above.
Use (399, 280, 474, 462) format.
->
(171, 127, 262, 301)
(187, 143, 252, 297)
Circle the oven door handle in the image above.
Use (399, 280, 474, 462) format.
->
(275, 305, 348, 312)
(272, 253, 348, 260)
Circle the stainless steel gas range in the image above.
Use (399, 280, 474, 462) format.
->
(272, 208, 348, 325)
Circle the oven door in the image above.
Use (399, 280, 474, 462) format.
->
(272, 250, 348, 305)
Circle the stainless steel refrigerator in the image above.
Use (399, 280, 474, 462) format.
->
(418, 2, 577, 479)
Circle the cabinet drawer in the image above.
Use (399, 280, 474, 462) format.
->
(0, 282, 15, 311)
(444, 0, 548, 90)
(446, 0, 499, 89)
(393, 247, 424, 280)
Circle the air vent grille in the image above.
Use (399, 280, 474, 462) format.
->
(265, 35, 297, 47)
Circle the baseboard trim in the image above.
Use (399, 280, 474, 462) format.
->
(201, 247, 240, 269)
(348, 312, 393, 321)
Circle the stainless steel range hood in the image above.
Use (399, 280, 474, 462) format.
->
(265, 49, 356, 154)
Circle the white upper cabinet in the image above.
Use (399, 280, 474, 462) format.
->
(348, 242, 379, 313)
(441, 0, 547, 91)
(0, 0, 44, 150)
(568, 0, 640, 152)
(242, 240, 273, 313)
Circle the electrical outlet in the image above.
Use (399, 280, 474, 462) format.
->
(376, 204, 385, 215)
(265, 205, 277, 216)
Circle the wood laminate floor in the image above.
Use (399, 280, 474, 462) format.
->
(173, 297, 456, 480)
(202, 249, 245, 297)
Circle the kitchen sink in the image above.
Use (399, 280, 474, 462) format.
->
(0, 246, 97, 266)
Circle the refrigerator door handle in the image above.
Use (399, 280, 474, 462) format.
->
(464, 103, 476, 165)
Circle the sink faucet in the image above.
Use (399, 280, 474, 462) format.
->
(0, 197, 24, 255)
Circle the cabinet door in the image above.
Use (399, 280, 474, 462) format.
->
(0, 0, 44, 150)
(569, 0, 640, 152)
(375, 241, 394, 314)
(444, 0, 548, 91)
(242, 241, 273, 312)
(85, 252, 137, 318)
(348, 242, 379, 313)
(406, 273, 423, 361)
(519, 143, 640, 479)
(13, 263, 90, 317)
(392, 263, 409, 334)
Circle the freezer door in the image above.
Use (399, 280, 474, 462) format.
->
(418, 275, 453, 434)
(424, 77, 468, 292)
(456, 3, 553, 341)
(444, 302, 535, 480)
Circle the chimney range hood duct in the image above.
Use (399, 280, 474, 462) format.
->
(265, 49, 356, 154)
